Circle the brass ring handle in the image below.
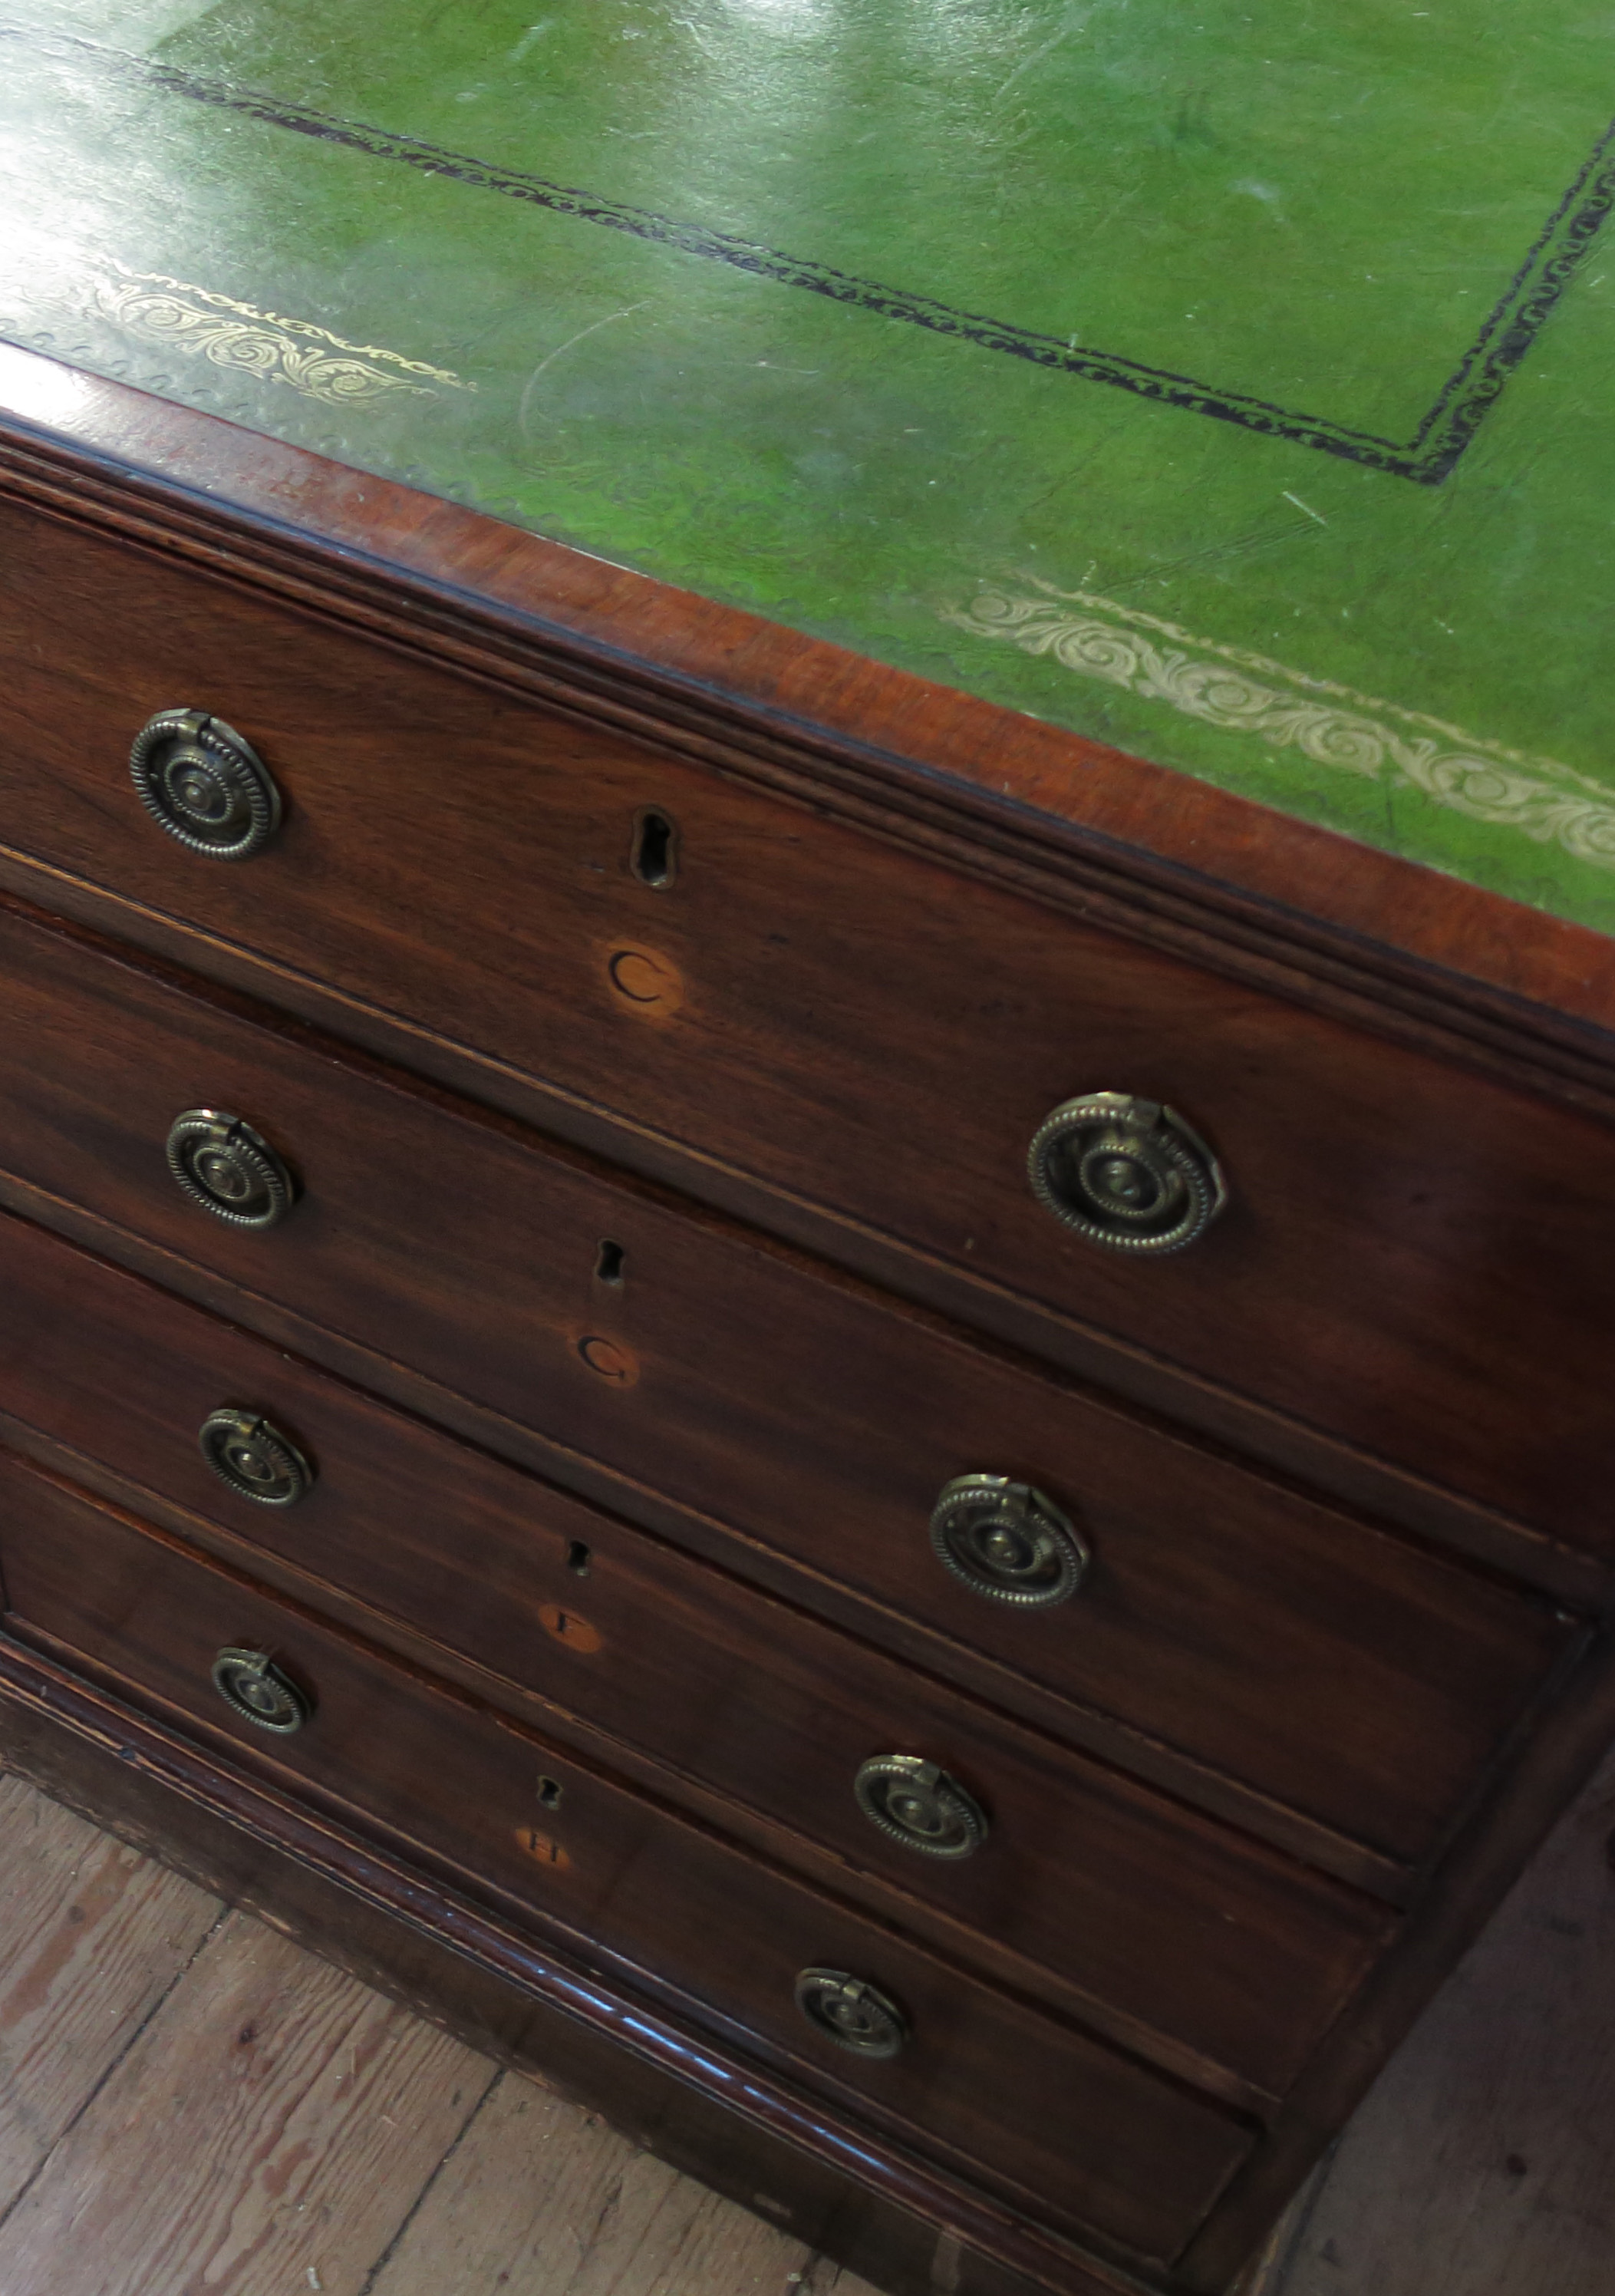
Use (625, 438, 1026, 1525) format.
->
(166, 1109, 297, 1230)
(199, 1408, 315, 1508)
(130, 709, 282, 860)
(210, 1647, 310, 1734)
(793, 1968, 910, 2058)
(931, 1474, 1088, 1608)
(854, 1755, 988, 1859)
(1028, 1093, 1227, 1255)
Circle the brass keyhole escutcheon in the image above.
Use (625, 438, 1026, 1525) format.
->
(166, 1110, 298, 1230)
(930, 1475, 1088, 1608)
(1028, 1093, 1226, 1255)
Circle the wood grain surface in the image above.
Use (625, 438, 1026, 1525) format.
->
(5, 341, 1615, 1070)
(0, 1449, 1255, 2266)
(0, 1627, 1147, 2296)
(5, 503, 1615, 1545)
(8, 1722, 1615, 2296)
(2, 335, 1613, 2296)
(1, 1915, 496, 2296)
(0, 1770, 878, 2296)
(0, 1212, 1403, 2100)
(0, 1774, 220, 2212)
(366, 2076, 851, 2296)
(1271, 1746, 1615, 2296)
(0, 896, 1585, 1877)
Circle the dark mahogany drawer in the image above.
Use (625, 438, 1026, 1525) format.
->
(0, 1450, 1255, 2264)
(0, 901, 1581, 1865)
(0, 1210, 1396, 2095)
(6, 503, 1615, 1542)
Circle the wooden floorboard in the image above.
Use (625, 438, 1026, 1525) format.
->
(0, 1770, 876, 2295)
(0, 1910, 499, 2295)
(11, 1736, 1614, 2296)
(366, 2070, 866, 2295)
(0, 1773, 221, 2218)
(1271, 1746, 1615, 2296)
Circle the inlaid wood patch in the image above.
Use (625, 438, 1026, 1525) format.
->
(536, 1602, 602, 1654)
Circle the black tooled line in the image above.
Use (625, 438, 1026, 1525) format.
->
(1407, 115, 1615, 480)
(12, 25, 1613, 485)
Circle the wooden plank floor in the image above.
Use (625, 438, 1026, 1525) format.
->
(0, 1770, 878, 2296)
(5, 1752, 1615, 2296)
(1254, 1744, 1615, 2296)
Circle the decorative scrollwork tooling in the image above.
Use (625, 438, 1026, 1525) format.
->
(130, 708, 282, 860)
(1028, 1092, 1226, 1254)
(930, 1475, 1088, 1608)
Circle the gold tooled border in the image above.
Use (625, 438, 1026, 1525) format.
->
(94, 259, 474, 407)
(944, 576, 1615, 873)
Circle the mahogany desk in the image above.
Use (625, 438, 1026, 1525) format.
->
(2, 8, 1614, 2294)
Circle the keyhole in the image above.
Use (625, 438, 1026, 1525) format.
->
(594, 1239, 625, 1286)
(566, 1541, 592, 1577)
(631, 808, 677, 888)
(536, 1776, 563, 1810)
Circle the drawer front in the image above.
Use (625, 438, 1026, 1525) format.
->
(5, 506, 1615, 1539)
(0, 1449, 1255, 2262)
(0, 1209, 1396, 2094)
(0, 900, 1580, 1863)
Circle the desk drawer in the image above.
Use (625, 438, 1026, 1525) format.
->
(5, 504, 1615, 1542)
(0, 1210, 1396, 2094)
(0, 1450, 1255, 2264)
(0, 900, 1579, 1865)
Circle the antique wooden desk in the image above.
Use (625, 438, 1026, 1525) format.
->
(3, 8, 1615, 2294)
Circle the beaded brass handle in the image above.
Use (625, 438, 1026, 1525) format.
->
(166, 1110, 298, 1231)
(131, 709, 282, 860)
(199, 1409, 315, 1508)
(1028, 1092, 1226, 1254)
(930, 1474, 1087, 1609)
(210, 1648, 310, 1734)
(854, 1755, 987, 1859)
(794, 1968, 910, 2058)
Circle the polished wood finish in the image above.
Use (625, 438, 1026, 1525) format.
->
(0, 894, 1584, 1872)
(0, 338, 1611, 2296)
(5, 1450, 1615, 2296)
(2, 342, 1613, 1063)
(0, 1450, 1255, 2268)
(0, 1211, 1406, 2096)
(3, 496, 1615, 1546)
(0, 1714, 1130, 2296)
(0, 1770, 878, 2296)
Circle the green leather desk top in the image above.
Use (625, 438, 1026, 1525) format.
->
(5, 1, 1615, 929)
